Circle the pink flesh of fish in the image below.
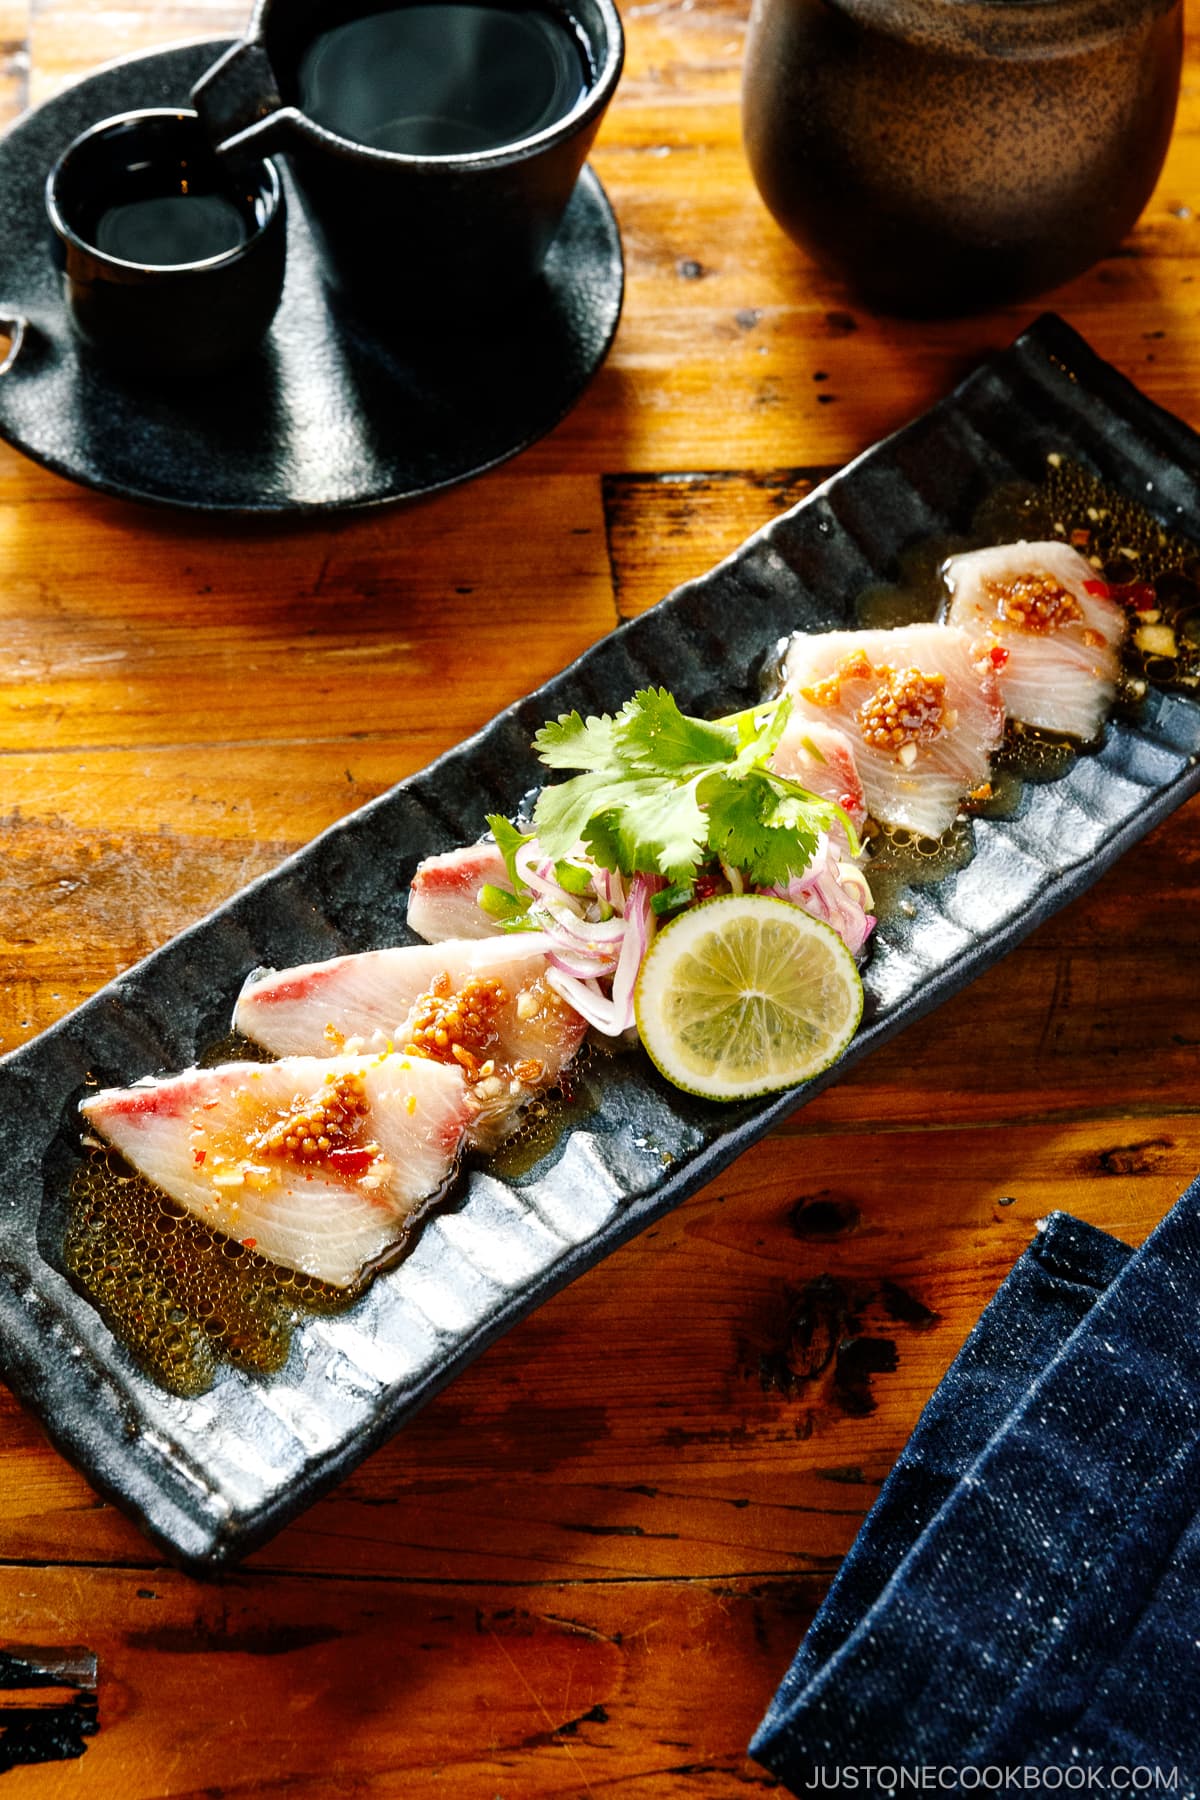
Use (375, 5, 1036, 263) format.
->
(407, 842, 510, 941)
(234, 936, 587, 1152)
(81, 1052, 470, 1288)
(780, 623, 1005, 839)
(942, 540, 1126, 740)
(769, 715, 867, 831)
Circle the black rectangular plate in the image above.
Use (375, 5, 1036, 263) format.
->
(2, 314, 1199, 1573)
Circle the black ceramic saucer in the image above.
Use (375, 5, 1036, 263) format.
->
(0, 41, 624, 513)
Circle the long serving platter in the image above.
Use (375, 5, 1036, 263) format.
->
(1, 314, 1199, 1572)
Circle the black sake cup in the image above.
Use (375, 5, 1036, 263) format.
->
(46, 108, 286, 378)
(190, 0, 623, 323)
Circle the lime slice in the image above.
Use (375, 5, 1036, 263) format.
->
(633, 894, 863, 1102)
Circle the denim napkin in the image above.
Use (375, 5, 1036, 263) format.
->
(751, 1178, 1200, 1793)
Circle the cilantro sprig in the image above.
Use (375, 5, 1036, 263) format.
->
(478, 814, 533, 922)
(529, 687, 857, 890)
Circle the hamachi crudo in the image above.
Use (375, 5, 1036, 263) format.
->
(768, 715, 867, 833)
(80, 1052, 471, 1288)
(234, 936, 588, 1152)
(941, 540, 1126, 741)
(779, 623, 1005, 840)
(406, 841, 509, 942)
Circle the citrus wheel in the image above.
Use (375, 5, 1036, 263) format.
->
(633, 894, 863, 1101)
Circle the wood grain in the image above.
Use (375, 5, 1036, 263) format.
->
(1, 1117, 1196, 1587)
(0, 1564, 817, 1797)
(1, 0, 1199, 1789)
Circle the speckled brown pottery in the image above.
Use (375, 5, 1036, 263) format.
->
(741, 0, 1183, 314)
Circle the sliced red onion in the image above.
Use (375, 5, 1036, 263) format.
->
(496, 929, 558, 958)
(537, 902, 625, 945)
(545, 969, 625, 1034)
(546, 947, 617, 981)
(512, 842, 634, 954)
(764, 834, 875, 957)
(515, 842, 579, 907)
(606, 873, 661, 1032)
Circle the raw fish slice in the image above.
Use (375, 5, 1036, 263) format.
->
(769, 715, 867, 830)
(236, 935, 587, 1085)
(942, 540, 1126, 740)
(780, 623, 1005, 839)
(81, 1052, 470, 1288)
(235, 936, 587, 1152)
(407, 842, 510, 941)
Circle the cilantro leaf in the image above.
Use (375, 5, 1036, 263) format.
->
(582, 775, 708, 885)
(700, 773, 814, 888)
(483, 813, 533, 917)
(614, 687, 736, 774)
(530, 686, 851, 889)
(532, 771, 627, 858)
(535, 772, 708, 883)
(486, 812, 532, 885)
(731, 692, 792, 775)
(534, 709, 618, 771)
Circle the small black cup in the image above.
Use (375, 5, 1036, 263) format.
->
(46, 108, 286, 378)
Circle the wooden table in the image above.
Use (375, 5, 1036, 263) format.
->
(1, 0, 1198, 1791)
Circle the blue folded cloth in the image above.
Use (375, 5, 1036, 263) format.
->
(751, 1182, 1200, 1793)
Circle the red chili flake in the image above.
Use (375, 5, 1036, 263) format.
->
(241, 1237, 257, 1250)
(193, 1148, 206, 1165)
(327, 1147, 375, 1178)
(1090, 577, 1157, 612)
(1119, 580, 1157, 612)
(988, 645, 1011, 670)
(1070, 528, 1090, 548)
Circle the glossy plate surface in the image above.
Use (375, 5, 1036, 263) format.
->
(1, 315, 1199, 1571)
(0, 42, 624, 513)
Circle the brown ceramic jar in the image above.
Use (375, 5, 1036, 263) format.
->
(741, 0, 1183, 314)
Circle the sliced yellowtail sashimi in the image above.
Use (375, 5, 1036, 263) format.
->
(768, 715, 867, 831)
(941, 540, 1126, 740)
(407, 841, 510, 941)
(780, 623, 1005, 839)
(234, 936, 587, 1153)
(80, 1053, 472, 1288)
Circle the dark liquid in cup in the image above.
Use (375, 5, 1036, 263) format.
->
(297, 2, 593, 157)
(94, 192, 249, 266)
